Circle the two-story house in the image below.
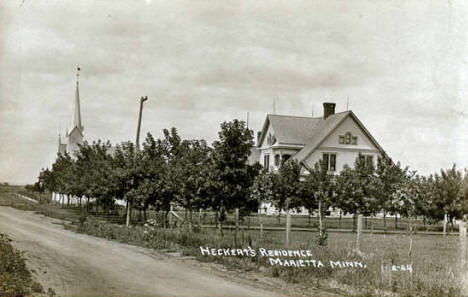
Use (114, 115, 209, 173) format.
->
(251, 102, 387, 215)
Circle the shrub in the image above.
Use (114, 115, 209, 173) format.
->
(0, 234, 44, 297)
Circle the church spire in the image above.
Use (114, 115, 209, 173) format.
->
(71, 67, 83, 133)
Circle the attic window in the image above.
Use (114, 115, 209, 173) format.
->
(345, 133, 351, 144)
(267, 133, 276, 146)
(339, 132, 357, 145)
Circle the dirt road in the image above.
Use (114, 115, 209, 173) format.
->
(0, 207, 318, 297)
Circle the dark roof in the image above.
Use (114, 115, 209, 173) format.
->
(265, 114, 323, 145)
(259, 112, 349, 146)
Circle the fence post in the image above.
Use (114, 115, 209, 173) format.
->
(198, 208, 202, 229)
(443, 214, 448, 236)
(286, 210, 291, 247)
(460, 221, 466, 269)
(356, 214, 363, 252)
(460, 220, 467, 295)
(260, 220, 263, 241)
(235, 208, 239, 247)
(169, 205, 173, 228)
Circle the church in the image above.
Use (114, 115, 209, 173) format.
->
(251, 102, 387, 215)
(58, 69, 84, 156)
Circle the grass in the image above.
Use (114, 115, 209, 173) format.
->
(71, 216, 463, 297)
(0, 186, 464, 297)
(0, 233, 45, 297)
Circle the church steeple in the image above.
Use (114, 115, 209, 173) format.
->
(70, 67, 83, 134)
(65, 67, 84, 155)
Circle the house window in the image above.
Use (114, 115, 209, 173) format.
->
(345, 133, 352, 144)
(339, 132, 357, 145)
(264, 154, 270, 170)
(322, 153, 336, 171)
(359, 154, 374, 166)
(282, 154, 291, 163)
(274, 154, 280, 166)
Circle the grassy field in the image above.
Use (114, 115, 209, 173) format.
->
(0, 186, 464, 297)
(72, 217, 462, 297)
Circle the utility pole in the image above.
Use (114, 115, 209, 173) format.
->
(126, 96, 148, 228)
(136, 96, 148, 149)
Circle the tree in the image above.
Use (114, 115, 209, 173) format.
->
(50, 152, 74, 206)
(392, 171, 421, 263)
(137, 133, 171, 224)
(276, 160, 304, 211)
(373, 157, 407, 231)
(335, 165, 361, 230)
(433, 165, 464, 231)
(111, 141, 144, 227)
(75, 141, 114, 212)
(335, 154, 376, 252)
(303, 160, 334, 237)
(250, 171, 280, 210)
(170, 138, 211, 232)
(209, 120, 260, 236)
(38, 167, 55, 201)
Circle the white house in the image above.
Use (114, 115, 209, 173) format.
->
(251, 102, 387, 215)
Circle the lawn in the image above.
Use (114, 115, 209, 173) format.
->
(0, 186, 463, 297)
(74, 215, 462, 297)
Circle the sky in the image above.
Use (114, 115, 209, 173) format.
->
(1, 0, 467, 185)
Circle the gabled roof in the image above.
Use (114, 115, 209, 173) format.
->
(258, 114, 323, 146)
(256, 110, 387, 167)
(293, 111, 387, 163)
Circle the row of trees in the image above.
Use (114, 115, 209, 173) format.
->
(33, 119, 468, 236)
(36, 120, 260, 230)
(252, 155, 468, 236)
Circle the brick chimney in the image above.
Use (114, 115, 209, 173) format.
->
(323, 102, 336, 119)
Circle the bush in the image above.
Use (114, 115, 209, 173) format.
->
(0, 234, 43, 297)
(316, 228, 328, 246)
